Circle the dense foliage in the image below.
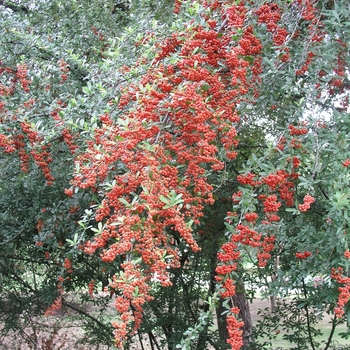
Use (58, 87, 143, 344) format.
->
(1, 0, 350, 349)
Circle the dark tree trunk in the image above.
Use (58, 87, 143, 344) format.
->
(216, 277, 255, 349)
(232, 292, 254, 348)
(216, 297, 229, 342)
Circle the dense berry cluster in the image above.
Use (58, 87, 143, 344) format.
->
(331, 267, 350, 318)
(295, 251, 312, 259)
(226, 307, 244, 350)
(298, 194, 315, 212)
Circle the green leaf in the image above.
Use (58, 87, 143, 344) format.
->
(285, 208, 298, 213)
(159, 195, 170, 205)
(118, 198, 130, 207)
(70, 98, 77, 107)
(242, 56, 254, 63)
(200, 82, 210, 92)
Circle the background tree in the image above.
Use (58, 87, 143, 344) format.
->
(0, 0, 350, 349)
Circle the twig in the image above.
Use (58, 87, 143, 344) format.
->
(61, 301, 114, 338)
(301, 277, 316, 350)
(138, 330, 145, 350)
(323, 314, 338, 350)
(154, 114, 170, 144)
(148, 331, 161, 350)
(311, 131, 319, 181)
(217, 16, 228, 33)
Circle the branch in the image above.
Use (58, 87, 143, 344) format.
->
(1, 254, 51, 266)
(301, 277, 317, 350)
(318, 184, 330, 201)
(61, 300, 114, 338)
(323, 314, 338, 350)
(217, 16, 228, 33)
(0, 262, 37, 294)
(1, 0, 29, 13)
(154, 114, 170, 144)
(237, 144, 268, 149)
(148, 331, 161, 350)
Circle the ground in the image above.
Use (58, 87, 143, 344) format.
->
(1, 297, 349, 349)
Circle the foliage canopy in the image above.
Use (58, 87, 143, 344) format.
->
(1, 0, 350, 349)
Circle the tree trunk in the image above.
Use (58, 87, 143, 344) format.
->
(270, 255, 279, 313)
(216, 297, 229, 343)
(232, 292, 254, 349)
(216, 277, 255, 349)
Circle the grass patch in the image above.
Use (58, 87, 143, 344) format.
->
(250, 298, 350, 349)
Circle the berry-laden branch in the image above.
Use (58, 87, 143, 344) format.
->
(62, 2, 270, 345)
